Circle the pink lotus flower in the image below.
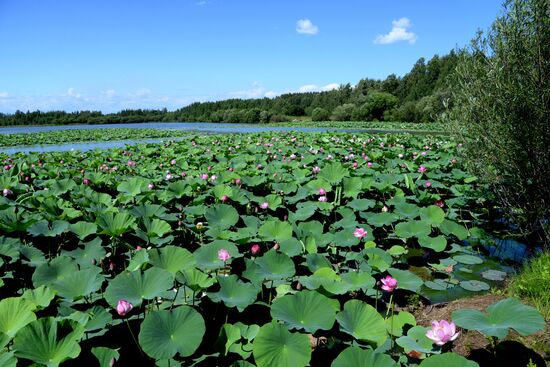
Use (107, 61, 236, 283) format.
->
(116, 299, 133, 316)
(235, 178, 242, 185)
(170, 159, 176, 165)
(380, 275, 398, 292)
(312, 166, 321, 174)
(353, 227, 367, 239)
(221, 195, 229, 202)
(127, 160, 136, 167)
(3, 188, 13, 197)
(318, 196, 327, 202)
(165, 173, 173, 180)
(218, 249, 231, 262)
(201, 173, 209, 180)
(425, 181, 432, 188)
(82, 178, 91, 186)
(260, 202, 269, 210)
(148, 183, 154, 189)
(435, 200, 445, 208)
(418, 166, 427, 173)
(426, 320, 459, 346)
(251, 244, 261, 255)
(367, 162, 373, 168)
(318, 188, 326, 195)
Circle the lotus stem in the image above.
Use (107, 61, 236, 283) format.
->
(125, 319, 144, 357)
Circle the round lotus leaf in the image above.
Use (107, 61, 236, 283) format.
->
(13, 318, 84, 367)
(258, 219, 293, 242)
(453, 255, 483, 265)
(336, 300, 387, 347)
(395, 220, 431, 239)
(138, 306, 205, 359)
(208, 275, 259, 312)
(420, 205, 445, 226)
(205, 204, 239, 230)
(452, 298, 545, 339)
(424, 279, 454, 291)
(396, 325, 440, 355)
(244, 250, 295, 282)
(91, 347, 120, 367)
(419, 353, 479, 367)
(271, 290, 339, 333)
(331, 346, 399, 367)
(385, 311, 416, 337)
(193, 240, 239, 271)
(253, 321, 311, 367)
(481, 269, 507, 281)
(417, 235, 447, 252)
(387, 268, 423, 293)
(0, 297, 37, 337)
(148, 245, 195, 275)
(104, 267, 174, 308)
(459, 280, 490, 292)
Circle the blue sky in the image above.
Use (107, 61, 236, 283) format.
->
(0, 0, 503, 113)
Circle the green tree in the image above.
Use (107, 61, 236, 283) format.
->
(311, 107, 330, 121)
(451, 0, 550, 246)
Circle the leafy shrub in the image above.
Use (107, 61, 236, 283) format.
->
(451, 0, 550, 247)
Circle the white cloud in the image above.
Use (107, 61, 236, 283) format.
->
(374, 17, 417, 45)
(196, 1, 207, 5)
(100, 89, 117, 99)
(66, 88, 81, 98)
(264, 91, 277, 98)
(0, 92, 8, 98)
(298, 84, 318, 93)
(320, 83, 339, 91)
(296, 19, 318, 35)
(297, 83, 339, 93)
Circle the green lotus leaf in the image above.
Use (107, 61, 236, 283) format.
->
(393, 202, 420, 219)
(0, 297, 36, 337)
(419, 353, 479, 367)
(63, 237, 105, 268)
(96, 211, 136, 237)
(138, 306, 205, 359)
(271, 290, 339, 333)
(91, 347, 120, 367)
(452, 298, 545, 339)
(0, 237, 20, 263)
(440, 219, 469, 240)
(117, 177, 147, 196)
(68, 221, 98, 240)
(13, 318, 84, 367)
(253, 321, 311, 367)
(126, 248, 149, 272)
(53, 266, 104, 300)
(420, 205, 445, 226)
(395, 220, 431, 239)
(258, 219, 293, 242)
(481, 269, 507, 281)
(27, 220, 69, 237)
(453, 254, 483, 265)
(305, 253, 332, 272)
(343, 177, 363, 198)
(318, 162, 348, 184)
(387, 268, 423, 292)
(205, 204, 239, 230)
(32, 256, 78, 288)
(244, 250, 295, 282)
(193, 240, 239, 270)
(364, 212, 399, 227)
(396, 325, 440, 355)
(139, 217, 172, 238)
(336, 300, 387, 347)
(331, 346, 399, 367)
(22, 285, 56, 309)
(459, 280, 490, 292)
(149, 245, 195, 275)
(45, 178, 76, 196)
(176, 268, 215, 291)
(417, 235, 447, 252)
(341, 271, 376, 292)
(363, 248, 393, 272)
(348, 198, 376, 211)
(385, 311, 416, 337)
(0, 351, 17, 367)
(424, 279, 454, 291)
(208, 275, 259, 311)
(104, 267, 174, 308)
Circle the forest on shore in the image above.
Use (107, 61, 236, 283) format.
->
(0, 52, 459, 126)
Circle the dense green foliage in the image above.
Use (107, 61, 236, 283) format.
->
(1, 132, 543, 366)
(451, 0, 550, 247)
(507, 251, 550, 318)
(0, 52, 459, 126)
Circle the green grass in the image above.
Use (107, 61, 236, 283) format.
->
(507, 251, 550, 319)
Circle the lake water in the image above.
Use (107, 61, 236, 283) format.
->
(0, 122, 434, 154)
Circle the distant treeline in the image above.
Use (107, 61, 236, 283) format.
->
(0, 52, 459, 126)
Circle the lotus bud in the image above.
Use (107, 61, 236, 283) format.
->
(116, 299, 133, 316)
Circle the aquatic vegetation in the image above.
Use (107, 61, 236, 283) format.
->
(0, 131, 544, 366)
